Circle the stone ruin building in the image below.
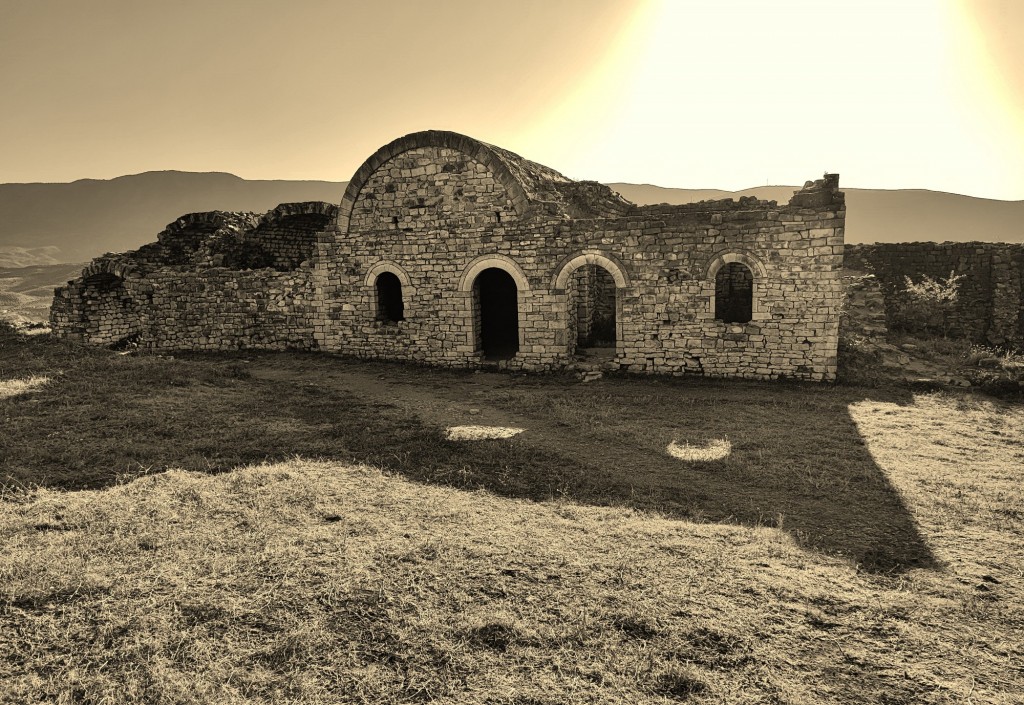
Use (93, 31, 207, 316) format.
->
(51, 130, 846, 381)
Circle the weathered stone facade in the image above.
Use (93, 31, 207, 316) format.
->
(52, 130, 846, 381)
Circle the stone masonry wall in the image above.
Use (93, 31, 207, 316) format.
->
(50, 273, 142, 346)
(140, 268, 316, 351)
(51, 267, 317, 351)
(246, 205, 335, 271)
(320, 154, 845, 381)
(845, 242, 1024, 346)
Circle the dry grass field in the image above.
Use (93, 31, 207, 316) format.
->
(1, 322, 1022, 703)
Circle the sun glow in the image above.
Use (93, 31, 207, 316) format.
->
(520, 0, 1024, 199)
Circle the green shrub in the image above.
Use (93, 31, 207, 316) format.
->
(891, 270, 964, 337)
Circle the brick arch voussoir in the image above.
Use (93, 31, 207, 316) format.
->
(457, 254, 531, 293)
(337, 130, 531, 234)
(551, 249, 631, 290)
(364, 260, 413, 290)
(261, 201, 339, 227)
(81, 258, 135, 282)
(705, 250, 768, 281)
(163, 211, 230, 236)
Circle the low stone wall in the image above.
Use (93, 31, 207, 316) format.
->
(845, 243, 1024, 347)
(139, 268, 317, 351)
(51, 267, 317, 351)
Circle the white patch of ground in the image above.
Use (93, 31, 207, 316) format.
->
(666, 438, 731, 461)
(446, 425, 525, 441)
(0, 375, 50, 400)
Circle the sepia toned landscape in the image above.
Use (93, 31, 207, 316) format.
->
(2, 0, 1023, 703)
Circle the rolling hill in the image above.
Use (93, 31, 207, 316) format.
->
(0, 172, 1021, 266)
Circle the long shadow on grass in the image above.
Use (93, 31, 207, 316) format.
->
(382, 374, 938, 575)
(0, 327, 935, 573)
(504, 376, 939, 574)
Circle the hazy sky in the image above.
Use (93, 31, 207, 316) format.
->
(2, 0, 1022, 198)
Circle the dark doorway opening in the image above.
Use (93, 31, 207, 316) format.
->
(475, 267, 519, 360)
(375, 272, 404, 323)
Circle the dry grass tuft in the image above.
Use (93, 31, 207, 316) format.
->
(651, 666, 710, 701)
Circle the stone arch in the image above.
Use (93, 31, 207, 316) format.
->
(158, 211, 258, 242)
(75, 259, 141, 346)
(364, 260, 413, 290)
(364, 261, 414, 323)
(457, 254, 531, 292)
(551, 250, 631, 290)
(704, 250, 767, 281)
(81, 259, 136, 281)
(260, 201, 339, 226)
(704, 251, 768, 322)
(551, 250, 629, 356)
(337, 130, 532, 234)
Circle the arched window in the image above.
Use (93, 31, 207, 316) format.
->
(715, 262, 753, 323)
(375, 272, 404, 323)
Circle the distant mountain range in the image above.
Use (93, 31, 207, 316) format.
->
(0, 171, 1021, 267)
(0, 172, 344, 266)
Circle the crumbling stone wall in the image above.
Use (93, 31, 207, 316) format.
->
(245, 204, 335, 271)
(51, 268, 317, 351)
(845, 243, 1024, 347)
(49, 272, 140, 346)
(51, 203, 332, 350)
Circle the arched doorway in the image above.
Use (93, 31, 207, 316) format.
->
(474, 267, 519, 359)
(551, 251, 629, 361)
